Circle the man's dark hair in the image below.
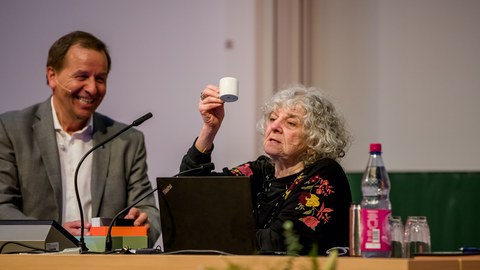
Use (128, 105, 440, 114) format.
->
(46, 31, 111, 83)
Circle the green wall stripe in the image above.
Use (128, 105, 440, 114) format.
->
(346, 172, 480, 252)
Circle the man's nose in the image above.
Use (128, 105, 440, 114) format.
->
(83, 77, 98, 94)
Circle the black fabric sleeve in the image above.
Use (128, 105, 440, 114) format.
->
(179, 138, 214, 175)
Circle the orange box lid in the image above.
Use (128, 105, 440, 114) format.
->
(89, 226, 147, 236)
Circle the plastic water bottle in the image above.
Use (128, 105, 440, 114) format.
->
(360, 143, 392, 257)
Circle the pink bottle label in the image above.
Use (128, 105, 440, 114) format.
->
(360, 209, 392, 252)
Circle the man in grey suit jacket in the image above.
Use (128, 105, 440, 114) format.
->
(0, 31, 160, 246)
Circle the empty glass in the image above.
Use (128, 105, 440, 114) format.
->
(404, 216, 431, 258)
(390, 216, 404, 258)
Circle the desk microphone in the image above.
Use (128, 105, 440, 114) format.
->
(74, 112, 153, 253)
(104, 162, 215, 252)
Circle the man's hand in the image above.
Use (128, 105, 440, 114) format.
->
(63, 220, 92, 236)
(124, 207, 150, 231)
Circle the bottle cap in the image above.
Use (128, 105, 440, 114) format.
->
(370, 143, 382, 153)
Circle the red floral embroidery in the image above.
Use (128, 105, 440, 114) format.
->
(231, 163, 253, 177)
(300, 216, 320, 230)
(308, 175, 320, 184)
(295, 174, 335, 231)
(316, 202, 333, 223)
(298, 192, 310, 205)
(315, 178, 335, 196)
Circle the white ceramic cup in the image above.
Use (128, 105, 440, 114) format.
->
(219, 77, 239, 102)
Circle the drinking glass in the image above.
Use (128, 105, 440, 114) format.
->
(404, 216, 431, 258)
(390, 216, 404, 258)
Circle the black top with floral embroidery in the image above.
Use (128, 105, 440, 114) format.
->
(180, 140, 352, 255)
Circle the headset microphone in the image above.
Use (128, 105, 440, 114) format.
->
(54, 77, 73, 94)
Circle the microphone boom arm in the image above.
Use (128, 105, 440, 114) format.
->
(74, 112, 153, 253)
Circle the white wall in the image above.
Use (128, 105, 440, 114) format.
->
(312, 0, 380, 172)
(377, 0, 480, 171)
(0, 0, 257, 182)
(312, 0, 480, 172)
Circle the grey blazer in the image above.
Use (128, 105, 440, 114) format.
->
(0, 98, 160, 246)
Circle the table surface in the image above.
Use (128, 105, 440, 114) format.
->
(1, 254, 480, 270)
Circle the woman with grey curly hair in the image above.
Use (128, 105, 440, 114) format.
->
(257, 85, 351, 166)
(180, 83, 352, 255)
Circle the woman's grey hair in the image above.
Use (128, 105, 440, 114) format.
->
(257, 84, 351, 166)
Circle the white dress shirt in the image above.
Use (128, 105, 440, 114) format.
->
(51, 98, 93, 223)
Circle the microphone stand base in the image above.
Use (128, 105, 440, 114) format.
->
(78, 241, 89, 254)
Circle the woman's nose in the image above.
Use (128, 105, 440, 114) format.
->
(270, 119, 282, 132)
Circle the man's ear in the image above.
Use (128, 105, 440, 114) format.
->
(46, 66, 56, 88)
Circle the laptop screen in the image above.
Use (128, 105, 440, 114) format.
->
(156, 176, 256, 255)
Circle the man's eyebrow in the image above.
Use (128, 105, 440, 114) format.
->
(71, 70, 88, 76)
(71, 70, 108, 77)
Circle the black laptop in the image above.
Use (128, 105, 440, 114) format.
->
(156, 176, 256, 255)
